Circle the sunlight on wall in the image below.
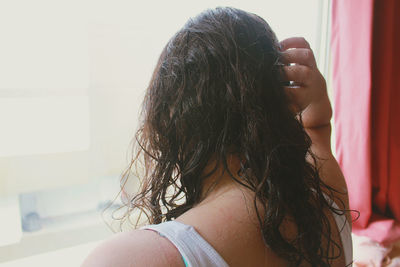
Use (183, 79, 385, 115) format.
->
(0, 0, 321, 195)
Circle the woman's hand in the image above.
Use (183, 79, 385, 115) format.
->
(280, 37, 332, 129)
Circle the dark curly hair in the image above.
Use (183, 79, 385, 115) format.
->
(120, 7, 345, 266)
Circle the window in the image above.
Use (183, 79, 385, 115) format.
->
(0, 0, 331, 265)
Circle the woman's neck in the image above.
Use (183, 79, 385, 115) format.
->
(199, 154, 245, 204)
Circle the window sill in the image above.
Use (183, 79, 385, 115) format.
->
(0, 210, 113, 264)
(0, 240, 100, 267)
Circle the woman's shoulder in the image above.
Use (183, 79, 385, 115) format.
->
(81, 228, 184, 267)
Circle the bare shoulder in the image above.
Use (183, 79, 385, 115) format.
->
(81, 228, 184, 267)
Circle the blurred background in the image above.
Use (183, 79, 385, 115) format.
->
(0, 0, 330, 266)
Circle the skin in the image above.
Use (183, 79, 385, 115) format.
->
(81, 37, 350, 267)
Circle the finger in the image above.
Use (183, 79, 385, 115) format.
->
(280, 37, 310, 51)
(284, 86, 299, 113)
(283, 65, 312, 85)
(281, 48, 316, 68)
(284, 86, 308, 113)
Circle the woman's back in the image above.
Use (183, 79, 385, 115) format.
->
(83, 171, 351, 266)
(172, 158, 351, 266)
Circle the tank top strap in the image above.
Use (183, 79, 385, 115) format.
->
(140, 221, 229, 267)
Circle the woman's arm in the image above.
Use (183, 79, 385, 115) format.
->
(279, 37, 350, 213)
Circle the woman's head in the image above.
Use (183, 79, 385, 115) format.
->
(125, 7, 340, 266)
(142, 6, 300, 191)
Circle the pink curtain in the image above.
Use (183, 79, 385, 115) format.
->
(331, 0, 400, 244)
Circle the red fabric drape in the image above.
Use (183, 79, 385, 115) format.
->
(331, 0, 400, 244)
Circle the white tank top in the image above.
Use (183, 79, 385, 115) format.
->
(141, 205, 352, 267)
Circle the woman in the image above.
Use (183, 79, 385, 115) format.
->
(83, 7, 352, 267)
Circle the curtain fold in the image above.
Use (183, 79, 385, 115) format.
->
(331, 0, 400, 244)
